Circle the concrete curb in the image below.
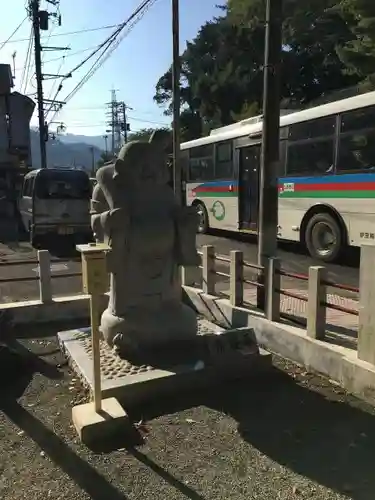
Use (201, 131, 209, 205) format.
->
(0, 294, 108, 325)
(183, 286, 375, 405)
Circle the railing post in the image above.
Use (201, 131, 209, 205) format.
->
(307, 266, 326, 340)
(181, 265, 200, 287)
(230, 250, 243, 306)
(38, 250, 52, 303)
(266, 257, 280, 321)
(202, 244, 215, 295)
(358, 244, 375, 365)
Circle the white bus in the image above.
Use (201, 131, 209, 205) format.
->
(181, 91, 375, 262)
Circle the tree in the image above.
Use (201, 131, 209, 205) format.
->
(228, 0, 361, 103)
(154, 0, 370, 142)
(128, 127, 170, 142)
(334, 0, 375, 81)
(96, 151, 112, 169)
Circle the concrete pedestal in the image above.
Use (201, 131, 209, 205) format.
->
(58, 319, 271, 407)
(72, 397, 129, 446)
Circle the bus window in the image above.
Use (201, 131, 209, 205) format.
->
(188, 145, 214, 181)
(286, 116, 336, 176)
(340, 105, 375, 133)
(215, 141, 233, 178)
(288, 116, 335, 141)
(287, 139, 335, 176)
(337, 106, 375, 172)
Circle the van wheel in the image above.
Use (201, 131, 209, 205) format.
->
(304, 212, 343, 262)
(195, 202, 209, 234)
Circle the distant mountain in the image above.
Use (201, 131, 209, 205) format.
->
(59, 133, 106, 150)
(30, 130, 103, 173)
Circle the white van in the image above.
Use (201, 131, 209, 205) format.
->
(19, 168, 92, 246)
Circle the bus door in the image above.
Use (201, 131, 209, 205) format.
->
(238, 145, 261, 231)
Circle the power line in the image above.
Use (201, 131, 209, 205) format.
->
(19, 27, 34, 93)
(48, 0, 157, 123)
(15, 44, 100, 72)
(0, 22, 121, 46)
(0, 16, 28, 52)
(127, 116, 170, 126)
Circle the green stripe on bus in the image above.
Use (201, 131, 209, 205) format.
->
(279, 190, 375, 199)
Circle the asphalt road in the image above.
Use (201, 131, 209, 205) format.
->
(0, 231, 360, 304)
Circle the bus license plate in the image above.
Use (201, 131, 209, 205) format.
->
(58, 227, 74, 235)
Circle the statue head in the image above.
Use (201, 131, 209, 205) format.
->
(113, 130, 171, 187)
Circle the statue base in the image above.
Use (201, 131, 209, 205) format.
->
(58, 321, 271, 406)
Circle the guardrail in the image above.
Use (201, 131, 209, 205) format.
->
(0, 250, 82, 303)
(186, 245, 358, 341)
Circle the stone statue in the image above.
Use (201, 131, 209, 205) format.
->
(91, 131, 199, 359)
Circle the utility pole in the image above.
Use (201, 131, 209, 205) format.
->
(120, 102, 132, 144)
(122, 104, 127, 143)
(28, 0, 65, 168)
(171, 0, 181, 205)
(30, 0, 47, 169)
(103, 135, 108, 156)
(90, 146, 95, 177)
(106, 89, 121, 155)
(257, 0, 283, 313)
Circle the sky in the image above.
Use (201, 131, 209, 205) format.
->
(0, 0, 222, 137)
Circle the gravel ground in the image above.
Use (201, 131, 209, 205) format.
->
(1, 327, 375, 500)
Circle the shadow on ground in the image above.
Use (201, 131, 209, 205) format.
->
(0, 336, 132, 500)
(131, 365, 375, 500)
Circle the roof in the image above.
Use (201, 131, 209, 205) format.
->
(181, 90, 375, 150)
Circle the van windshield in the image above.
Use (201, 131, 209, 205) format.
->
(35, 170, 91, 200)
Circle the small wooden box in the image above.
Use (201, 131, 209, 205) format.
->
(76, 243, 110, 295)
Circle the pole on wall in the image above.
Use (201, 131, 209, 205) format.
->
(257, 0, 283, 313)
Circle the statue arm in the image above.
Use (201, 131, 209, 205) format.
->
(91, 184, 109, 243)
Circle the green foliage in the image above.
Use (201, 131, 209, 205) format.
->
(96, 151, 112, 169)
(334, 0, 375, 79)
(154, 0, 375, 141)
(128, 127, 170, 143)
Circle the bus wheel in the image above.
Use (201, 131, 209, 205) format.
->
(195, 202, 209, 234)
(305, 212, 343, 263)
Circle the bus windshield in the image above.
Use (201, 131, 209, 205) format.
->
(35, 170, 91, 200)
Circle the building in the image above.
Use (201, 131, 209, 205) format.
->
(0, 63, 35, 218)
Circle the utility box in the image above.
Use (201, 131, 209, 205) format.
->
(76, 243, 110, 295)
(0, 64, 13, 94)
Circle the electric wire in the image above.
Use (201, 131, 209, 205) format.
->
(0, 16, 28, 52)
(47, 0, 157, 124)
